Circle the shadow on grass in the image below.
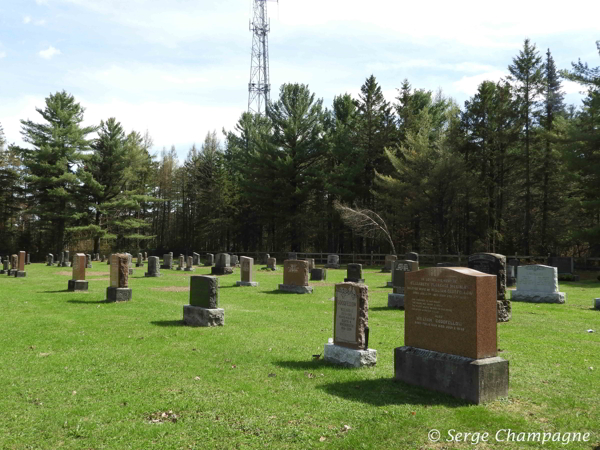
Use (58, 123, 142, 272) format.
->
(151, 320, 185, 327)
(370, 306, 404, 312)
(263, 289, 298, 295)
(67, 299, 110, 304)
(39, 289, 70, 293)
(319, 378, 466, 407)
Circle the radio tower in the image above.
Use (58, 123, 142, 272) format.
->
(248, 0, 271, 116)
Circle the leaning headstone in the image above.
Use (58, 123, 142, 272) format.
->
(279, 260, 313, 294)
(193, 252, 200, 266)
(468, 253, 511, 322)
(324, 282, 377, 367)
(106, 254, 132, 302)
(310, 268, 327, 281)
(62, 250, 71, 267)
(388, 260, 419, 309)
(26, 253, 31, 265)
(288, 252, 297, 260)
(86, 253, 92, 269)
(394, 267, 509, 404)
(344, 263, 364, 283)
(266, 257, 277, 271)
(0, 259, 8, 274)
(15, 251, 27, 277)
(382, 255, 397, 273)
(325, 254, 340, 269)
(204, 253, 214, 267)
(211, 253, 233, 275)
(177, 255, 185, 271)
(68, 253, 88, 291)
(183, 276, 224, 327)
(511, 265, 566, 304)
(236, 256, 258, 286)
(47, 253, 54, 266)
(161, 253, 173, 270)
(136, 253, 144, 267)
(145, 256, 161, 277)
(185, 256, 195, 272)
(405, 252, 419, 262)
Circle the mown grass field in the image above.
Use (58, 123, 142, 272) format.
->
(0, 261, 598, 449)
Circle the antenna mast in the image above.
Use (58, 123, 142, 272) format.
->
(248, 0, 271, 116)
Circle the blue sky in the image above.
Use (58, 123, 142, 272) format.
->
(1, 0, 598, 161)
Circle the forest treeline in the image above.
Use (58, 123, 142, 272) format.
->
(1, 39, 599, 259)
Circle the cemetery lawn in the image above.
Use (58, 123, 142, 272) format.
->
(0, 264, 598, 450)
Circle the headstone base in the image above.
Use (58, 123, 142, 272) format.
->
(183, 305, 224, 327)
(594, 298, 600, 310)
(7, 269, 16, 276)
(511, 291, 566, 304)
(324, 264, 340, 269)
(136, 263, 144, 268)
(264, 266, 277, 271)
(387, 293, 405, 309)
(394, 346, 509, 404)
(14, 271, 26, 278)
(211, 267, 233, 275)
(144, 272, 161, 277)
(62, 263, 71, 267)
(278, 284, 313, 294)
(386, 281, 394, 287)
(86, 264, 92, 269)
(310, 268, 327, 281)
(324, 343, 377, 368)
(497, 300, 511, 322)
(128, 268, 134, 275)
(184, 267, 195, 272)
(236, 281, 259, 287)
(106, 287, 132, 302)
(68, 280, 88, 291)
(176, 267, 183, 271)
(160, 265, 173, 270)
(344, 278, 364, 283)
(0, 270, 4, 275)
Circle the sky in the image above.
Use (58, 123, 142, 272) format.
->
(0, 0, 598, 161)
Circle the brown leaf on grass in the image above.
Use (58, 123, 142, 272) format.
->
(194, 376, 201, 381)
(341, 425, 351, 432)
(72, 391, 77, 396)
(29, 346, 35, 350)
(319, 436, 326, 442)
(304, 372, 314, 379)
(231, 365, 237, 369)
(38, 353, 50, 357)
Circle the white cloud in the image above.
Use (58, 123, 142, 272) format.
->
(39, 46, 61, 59)
(453, 70, 508, 96)
(35, 19, 47, 26)
(562, 80, 584, 95)
(23, 16, 32, 24)
(35, 0, 49, 4)
(0, 51, 6, 59)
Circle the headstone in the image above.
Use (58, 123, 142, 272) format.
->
(107, 253, 112, 265)
(405, 252, 419, 262)
(161, 253, 173, 270)
(236, 256, 258, 286)
(310, 268, 327, 281)
(325, 254, 340, 269)
(324, 282, 377, 367)
(26, 253, 31, 265)
(0, 259, 8, 274)
(279, 260, 313, 294)
(145, 256, 161, 277)
(507, 265, 516, 287)
(211, 253, 233, 275)
(177, 255, 185, 271)
(394, 267, 509, 404)
(388, 260, 419, 308)
(288, 252, 297, 260)
(230, 254, 239, 266)
(344, 263, 364, 283)
(185, 256, 195, 272)
(183, 276, 224, 327)
(68, 253, 88, 291)
(47, 253, 54, 266)
(204, 253, 214, 266)
(266, 257, 277, 271)
(306, 258, 315, 270)
(60, 251, 65, 266)
(136, 253, 144, 267)
(106, 253, 132, 302)
(382, 255, 397, 272)
(86, 253, 92, 269)
(126, 253, 134, 275)
(15, 251, 26, 277)
(144, 251, 148, 261)
(468, 253, 511, 322)
(262, 253, 270, 265)
(547, 256, 574, 274)
(62, 250, 71, 267)
(594, 298, 600, 310)
(8, 254, 18, 276)
(193, 252, 200, 266)
(511, 265, 566, 303)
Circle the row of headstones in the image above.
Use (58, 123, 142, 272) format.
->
(0, 251, 28, 277)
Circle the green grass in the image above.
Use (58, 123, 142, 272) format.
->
(0, 262, 598, 450)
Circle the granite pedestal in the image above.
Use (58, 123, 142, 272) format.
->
(14, 271, 26, 278)
(594, 298, 600, 310)
(183, 305, 224, 327)
(68, 280, 89, 291)
(511, 291, 566, 304)
(387, 293, 405, 309)
(324, 343, 377, 368)
(106, 287, 132, 302)
(278, 284, 313, 294)
(236, 281, 258, 287)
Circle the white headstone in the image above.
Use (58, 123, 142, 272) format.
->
(511, 265, 566, 304)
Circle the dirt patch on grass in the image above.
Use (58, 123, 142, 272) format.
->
(151, 286, 190, 292)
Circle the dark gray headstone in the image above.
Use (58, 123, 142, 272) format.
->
(145, 256, 161, 277)
(547, 257, 574, 274)
(344, 263, 364, 283)
(190, 276, 219, 308)
(405, 252, 419, 262)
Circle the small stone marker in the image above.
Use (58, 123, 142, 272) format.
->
(68, 253, 88, 291)
(8, 254, 18, 276)
(26, 253, 31, 265)
(106, 253, 132, 302)
(101, 255, 105, 262)
(136, 253, 144, 267)
(230, 254, 239, 266)
(126, 253, 134, 275)
(262, 253, 270, 264)
(177, 255, 184, 271)
(162, 253, 173, 270)
(86, 253, 92, 269)
(310, 268, 327, 281)
(382, 255, 397, 273)
(405, 252, 419, 262)
(468, 253, 511, 322)
(47, 253, 54, 266)
(193, 252, 200, 266)
(0, 259, 8, 275)
(344, 263, 364, 283)
(15, 251, 27, 277)
(236, 256, 258, 286)
(183, 276, 224, 327)
(145, 256, 161, 277)
(266, 257, 277, 271)
(594, 298, 600, 310)
(305, 258, 315, 270)
(279, 260, 313, 294)
(394, 267, 509, 404)
(511, 265, 566, 304)
(185, 256, 194, 272)
(388, 260, 419, 309)
(204, 253, 214, 266)
(324, 283, 376, 367)
(211, 253, 233, 275)
(62, 250, 71, 267)
(325, 254, 340, 269)
(288, 252, 297, 260)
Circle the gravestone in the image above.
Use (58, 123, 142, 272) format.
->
(185, 256, 195, 272)
(266, 257, 277, 271)
(145, 256, 161, 277)
(304, 258, 315, 271)
(211, 253, 233, 275)
(279, 260, 313, 294)
(0, 259, 8, 274)
(507, 265, 516, 287)
(68, 253, 88, 291)
(511, 265, 566, 304)
(437, 262, 458, 267)
(262, 253, 270, 265)
(161, 253, 173, 270)
(193, 252, 200, 266)
(126, 253, 134, 275)
(288, 252, 297, 260)
(183, 276, 224, 327)
(136, 253, 144, 267)
(344, 263, 364, 283)
(106, 253, 132, 302)
(205, 253, 214, 266)
(405, 252, 419, 262)
(59, 252, 64, 266)
(26, 253, 31, 265)
(382, 255, 397, 273)
(47, 253, 54, 266)
(548, 256, 579, 281)
(325, 254, 340, 269)
(15, 251, 27, 277)
(236, 256, 258, 287)
(468, 253, 511, 322)
(394, 267, 509, 404)
(594, 298, 600, 310)
(8, 254, 18, 276)
(177, 255, 185, 271)
(86, 253, 92, 269)
(107, 253, 112, 265)
(388, 260, 419, 308)
(231, 254, 239, 266)
(144, 252, 148, 261)
(62, 250, 71, 267)
(310, 268, 327, 281)
(324, 282, 377, 367)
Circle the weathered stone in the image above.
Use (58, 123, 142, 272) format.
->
(310, 268, 327, 281)
(595, 298, 600, 310)
(391, 260, 419, 294)
(324, 343, 377, 368)
(190, 276, 219, 308)
(511, 265, 566, 304)
(162, 253, 173, 270)
(26, 253, 30, 265)
(110, 253, 129, 288)
(238, 256, 256, 285)
(325, 254, 340, 269)
(62, 251, 71, 267)
(405, 252, 419, 262)
(193, 252, 200, 266)
(215, 253, 230, 268)
(278, 284, 313, 294)
(266, 257, 277, 270)
(262, 253, 270, 264)
(387, 294, 405, 309)
(382, 255, 397, 273)
(67, 279, 88, 291)
(288, 252, 297, 260)
(230, 255, 239, 266)
(184, 256, 194, 272)
(183, 305, 224, 327)
(126, 253, 134, 275)
(468, 253, 511, 322)
(1, 259, 8, 274)
(136, 253, 144, 267)
(344, 263, 364, 283)
(305, 258, 315, 270)
(283, 260, 309, 286)
(333, 283, 369, 349)
(47, 253, 54, 266)
(177, 255, 185, 270)
(205, 253, 214, 266)
(86, 253, 92, 269)
(106, 287, 132, 302)
(72, 253, 86, 281)
(145, 256, 161, 277)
